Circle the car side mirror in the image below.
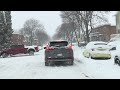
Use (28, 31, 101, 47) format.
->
(44, 47, 46, 49)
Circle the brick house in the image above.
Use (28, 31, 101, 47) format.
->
(90, 24, 116, 42)
(24, 35, 38, 46)
(11, 34, 24, 45)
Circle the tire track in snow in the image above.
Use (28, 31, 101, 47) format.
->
(74, 58, 95, 79)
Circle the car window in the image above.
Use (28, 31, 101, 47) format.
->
(50, 41, 68, 47)
(11, 45, 24, 48)
(94, 43, 107, 45)
(11, 45, 17, 48)
(18, 45, 24, 48)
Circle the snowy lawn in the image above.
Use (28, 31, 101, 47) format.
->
(0, 46, 120, 79)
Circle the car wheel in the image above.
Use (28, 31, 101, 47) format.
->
(1, 53, 9, 58)
(118, 61, 120, 66)
(114, 57, 119, 65)
(91, 56, 94, 59)
(48, 61, 53, 66)
(45, 62, 49, 66)
(70, 59, 74, 65)
(70, 61, 74, 65)
(29, 51, 34, 56)
(89, 53, 94, 59)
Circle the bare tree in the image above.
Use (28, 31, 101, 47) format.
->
(19, 18, 50, 45)
(52, 25, 62, 40)
(60, 11, 110, 43)
(35, 30, 50, 45)
(60, 11, 81, 45)
(23, 18, 42, 45)
(19, 28, 25, 36)
(53, 22, 76, 43)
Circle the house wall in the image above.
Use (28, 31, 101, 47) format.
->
(90, 25, 116, 42)
(11, 34, 24, 45)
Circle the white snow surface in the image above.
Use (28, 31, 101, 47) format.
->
(0, 46, 120, 79)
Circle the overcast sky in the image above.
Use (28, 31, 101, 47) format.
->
(11, 11, 117, 37)
(11, 11, 62, 37)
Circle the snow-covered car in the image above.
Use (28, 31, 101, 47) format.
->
(44, 40, 74, 66)
(114, 46, 120, 65)
(107, 40, 118, 51)
(83, 41, 111, 59)
(108, 39, 120, 65)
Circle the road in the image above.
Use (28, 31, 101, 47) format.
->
(0, 48, 92, 79)
(0, 46, 120, 79)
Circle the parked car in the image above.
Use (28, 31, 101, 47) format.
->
(108, 40, 120, 65)
(107, 40, 118, 51)
(83, 41, 111, 59)
(114, 47, 120, 65)
(44, 40, 74, 66)
(0, 45, 39, 58)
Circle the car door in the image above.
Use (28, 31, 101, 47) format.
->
(18, 45, 26, 54)
(10, 45, 19, 55)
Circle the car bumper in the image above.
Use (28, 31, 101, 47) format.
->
(46, 58, 73, 62)
(91, 53, 111, 59)
(35, 50, 39, 52)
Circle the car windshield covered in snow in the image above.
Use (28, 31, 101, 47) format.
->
(50, 41, 68, 47)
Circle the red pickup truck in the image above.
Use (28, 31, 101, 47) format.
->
(0, 45, 39, 58)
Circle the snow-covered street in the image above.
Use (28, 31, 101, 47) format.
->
(0, 46, 120, 79)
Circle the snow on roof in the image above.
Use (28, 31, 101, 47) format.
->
(86, 41, 108, 49)
(88, 41, 107, 44)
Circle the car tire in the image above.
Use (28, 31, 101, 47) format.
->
(29, 51, 34, 56)
(118, 61, 120, 66)
(70, 58, 74, 65)
(91, 56, 94, 59)
(1, 53, 9, 58)
(45, 62, 49, 66)
(89, 53, 94, 59)
(70, 61, 74, 65)
(114, 57, 119, 65)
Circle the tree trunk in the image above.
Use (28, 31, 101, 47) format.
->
(78, 26, 81, 42)
(85, 23, 90, 43)
(74, 31, 80, 46)
(85, 12, 90, 43)
(72, 22, 80, 46)
(30, 31, 33, 45)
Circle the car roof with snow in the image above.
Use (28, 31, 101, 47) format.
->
(107, 39, 120, 50)
(86, 41, 109, 49)
(88, 41, 107, 44)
